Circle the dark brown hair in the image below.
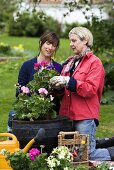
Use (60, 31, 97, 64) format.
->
(39, 31, 60, 50)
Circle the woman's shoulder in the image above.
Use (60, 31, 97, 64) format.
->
(62, 56, 73, 66)
(53, 60, 61, 66)
(21, 57, 37, 67)
(23, 57, 37, 64)
(88, 52, 103, 63)
(52, 60, 63, 73)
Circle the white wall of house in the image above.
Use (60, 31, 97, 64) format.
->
(40, 5, 108, 24)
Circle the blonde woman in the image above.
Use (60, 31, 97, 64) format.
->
(50, 27, 112, 160)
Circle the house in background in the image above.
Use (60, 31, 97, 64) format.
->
(32, 0, 109, 5)
(27, 0, 109, 24)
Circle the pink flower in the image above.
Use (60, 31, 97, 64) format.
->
(34, 63, 41, 70)
(34, 61, 48, 70)
(38, 88, 48, 95)
(21, 86, 30, 94)
(41, 61, 48, 67)
(30, 156, 35, 161)
(29, 148, 40, 161)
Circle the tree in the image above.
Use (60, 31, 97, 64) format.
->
(0, 0, 19, 32)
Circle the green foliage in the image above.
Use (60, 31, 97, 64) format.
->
(101, 90, 114, 105)
(8, 11, 61, 37)
(96, 162, 110, 170)
(29, 153, 48, 170)
(62, 22, 81, 38)
(13, 62, 59, 120)
(75, 164, 88, 170)
(0, 42, 28, 57)
(101, 52, 114, 104)
(0, 42, 11, 54)
(8, 11, 45, 37)
(0, 0, 18, 33)
(29, 68, 59, 90)
(14, 93, 56, 120)
(2, 146, 74, 170)
(84, 17, 114, 53)
(44, 16, 62, 36)
(104, 58, 114, 91)
(5, 150, 30, 170)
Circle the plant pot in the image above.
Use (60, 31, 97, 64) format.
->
(12, 116, 73, 153)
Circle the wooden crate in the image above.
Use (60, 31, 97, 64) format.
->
(58, 131, 89, 165)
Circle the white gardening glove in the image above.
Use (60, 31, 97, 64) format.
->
(50, 76, 70, 89)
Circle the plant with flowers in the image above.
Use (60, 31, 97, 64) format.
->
(47, 146, 74, 170)
(0, 42, 25, 57)
(1, 146, 74, 170)
(13, 61, 59, 120)
(13, 44, 24, 52)
(11, 44, 25, 57)
(0, 42, 11, 54)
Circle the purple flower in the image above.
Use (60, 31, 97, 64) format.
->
(46, 65, 54, 70)
(21, 86, 30, 94)
(29, 148, 40, 161)
(53, 63, 61, 73)
(38, 88, 48, 95)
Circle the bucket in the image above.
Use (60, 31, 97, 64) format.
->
(12, 116, 73, 153)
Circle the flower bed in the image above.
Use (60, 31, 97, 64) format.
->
(1, 146, 75, 170)
(1, 145, 113, 170)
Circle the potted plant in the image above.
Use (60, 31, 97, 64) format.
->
(12, 61, 72, 152)
(13, 61, 59, 120)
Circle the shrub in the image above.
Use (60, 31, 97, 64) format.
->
(0, 42, 11, 54)
(8, 11, 61, 37)
(84, 17, 114, 54)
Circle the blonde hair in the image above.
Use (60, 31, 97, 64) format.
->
(69, 27, 93, 48)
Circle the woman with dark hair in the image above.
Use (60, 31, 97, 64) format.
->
(8, 31, 62, 132)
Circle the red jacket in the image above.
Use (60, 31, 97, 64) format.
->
(59, 51, 105, 121)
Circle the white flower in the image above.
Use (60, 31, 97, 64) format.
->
(64, 167, 69, 170)
(47, 146, 73, 169)
(0, 149, 7, 155)
(56, 160, 60, 166)
(50, 95, 54, 101)
(58, 151, 65, 159)
(47, 156, 56, 168)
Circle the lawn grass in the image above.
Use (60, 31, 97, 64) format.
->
(97, 105, 114, 138)
(0, 59, 23, 133)
(0, 34, 114, 138)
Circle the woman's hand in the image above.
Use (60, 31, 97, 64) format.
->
(50, 76, 70, 89)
